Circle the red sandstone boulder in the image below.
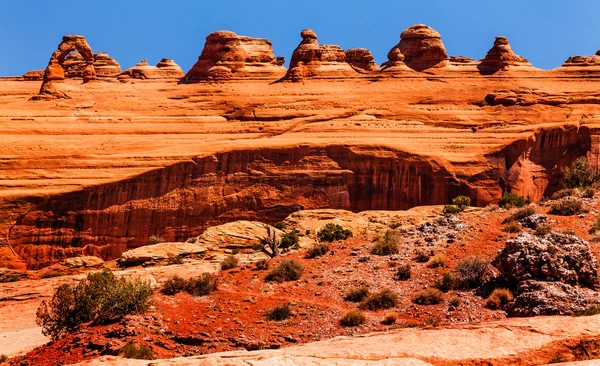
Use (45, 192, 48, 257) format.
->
(183, 31, 286, 82)
(478, 36, 533, 75)
(386, 24, 448, 72)
(22, 70, 44, 81)
(119, 58, 184, 81)
(345, 48, 377, 72)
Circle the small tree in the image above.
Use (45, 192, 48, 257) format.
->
(258, 224, 282, 258)
(562, 156, 597, 188)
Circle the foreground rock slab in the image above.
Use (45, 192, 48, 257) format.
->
(75, 315, 600, 365)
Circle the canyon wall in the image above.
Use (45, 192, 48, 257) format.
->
(6, 125, 590, 268)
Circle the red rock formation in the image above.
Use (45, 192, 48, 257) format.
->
(345, 48, 377, 72)
(282, 29, 363, 81)
(22, 70, 44, 81)
(477, 36, 533, 75)
(183, 31, 286, 82)
(31, 35, 96, 100)
(63, 51, 121, 78)
(557, 50, 600, 75)
(386, 24, 448, 71)
(119, 58, 184, 81)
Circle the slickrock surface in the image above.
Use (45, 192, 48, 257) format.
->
(183, 31, 286, 82)
(478, 36, 535, 75)
(119, 58, 184, 80)
(72, 315, 600, 365)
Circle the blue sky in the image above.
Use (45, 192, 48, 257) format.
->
(1, 0, 599, 76)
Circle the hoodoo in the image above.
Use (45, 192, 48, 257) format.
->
(183, 31, 286, 82)
(386, 24, 448, 71)
(31, 35, 96, 100)
(477, 36, 534, 74)
(281, 29, 364, 81)
(119, 58, 184, 81)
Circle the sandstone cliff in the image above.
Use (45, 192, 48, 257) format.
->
(183, 31, 286, 82)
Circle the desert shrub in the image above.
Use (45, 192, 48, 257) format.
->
(574, 305, 600, 317)
(255, 259, 269, 270)
(454, 256, 489, 289)
(533, 224, 552, 236)
(148, 235, 164, 245)
(432, 272, 458, 292)
(414, 249, 433, 263)
(551, 188, 576, 200)
(0, 354, 7, 362)
(339, 309, 366, 327)
(344, 286, 370, 302)
(168, 255, 183, 265)
(317, 224, 352, 242)
(448, 296, 461, 307)
(161, 275, 187, 295)
(452, 195, 471, 208)
(0, 274, 20, 283)
(122, 343, 154, 360)
(503, 220, 521, 233)
(393, 264, 411, 281)
(359, 288, 398, 310)
(443, 205, 463, 214)
(36, 269, 153, 340)
(560, 228, 577, 236)
(221, 255, 239, 270)
(499, 192, 530, 208)
(413, 289, 443, 305)
(580, 187, 596, 199)
(185, 273, 218, 296)
(280, 230, 300, 250)
(273, 221, 287, 230)
(266, 304, 291, 321)
(485, 288, 514, 309)
(381, 313, 397, 325)
(265, 259, 304, 282)
(549, 198, 588, 216)
(427, 253, 447, 268)
(562, 156, 598, 188)
(503, 205, 536, 223)
(306, 243, 330, 258)
(370, 230, 400, 256)
(590, 216, 600, 235)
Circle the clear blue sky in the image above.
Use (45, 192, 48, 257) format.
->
(1, 0, 599, 76)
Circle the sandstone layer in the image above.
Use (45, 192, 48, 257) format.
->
(183, 31, 286, 82)
(119, 59, 184, 80)
(64, 51, 121, 78)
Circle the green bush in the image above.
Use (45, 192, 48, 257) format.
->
(452, 195, 471, 208)
(413, 289, 443, 305)
(580, 187, 596, 199)
(562, 156, 598, 188)
(443, 205, 463, 214)
(185, 273, 218, 296)
(503, 220, 521, 233)
(414, 249, 433, 263)
(499, 192, 530, 208)
(454, 256, 489, 289)
(221, 255, 239, 270)
(339, 309, 366, 327)
(381, 313, 397, 325)
(305, 243, 330, 258)
(370, 230, 400, 256)
(148, 235, 164, 245)
(344, 286, 370, 302)
(549, 198, 588, 216)
(273, 221, 287, 230)
(265, 259, 304, 282)
(534, 224, 553, 236)
(359, 288, 398, 310)
(551, 188, 576, 200)
(432, 272, 458, 292)
(161, 275, 187, 295)
(503, 205, 536, 223)
(574, 305, 600, 317)
(485, 288, 514, 310)
(0, 274, 20, 283)
(590, 216, 600, 235)
(427, 253, 447, 268)
(122, 343, 154, 360)
(266, 304, 291, 321)
(280, 230, 300, 250)
(255, 259, 269, 270)
(317, 224, 352, 242)
(36, 269, 153, 340)
(393, 264, 411, 281)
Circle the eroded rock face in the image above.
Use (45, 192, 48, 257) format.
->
(117, 242, 208, 267)
(345, 48, 377, 72)
(478, 36, 532, 75)
(194, 221, 284, 252)
(485, 88, 600, 106)
(119, 58, 184, 80)
(184, 31, 286, 82)
(388, 24, 448, 71)
(22, 70, 44, 81)
(282, 29, 361, 81)
(32, 35, 96, 100)
(64, 52, 121, 78)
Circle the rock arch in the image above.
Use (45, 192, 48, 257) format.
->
(32, 35, 96, 100)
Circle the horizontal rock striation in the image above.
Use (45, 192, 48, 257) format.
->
(183, 31, 286, 82)
(64, 51, 121, 78)
(119, 59, 184, 80)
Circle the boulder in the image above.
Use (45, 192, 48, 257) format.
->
(62, 255, 104, 268)
(22, 70, 44, 81)
(345, 48, 377, 72)
(492, 232, 599, 287)
(281, 29, 362, 81)
(117, 242, 207, 267)
(194, 220, 285, 252)
(120, 58, 184, 80)
(386, 24, 448, 71)
(183, 31, 286, 82)
(478, 36, 533, 75)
